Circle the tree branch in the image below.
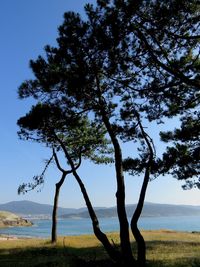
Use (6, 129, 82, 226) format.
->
(133, 26, 200, 88)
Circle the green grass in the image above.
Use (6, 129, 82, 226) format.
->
(0, 230, 200, 266)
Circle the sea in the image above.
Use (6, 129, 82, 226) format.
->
(1, 216, 200, 238)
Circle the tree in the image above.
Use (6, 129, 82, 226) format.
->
(158, 110, 200, 188)
(17, 103, 120, 260)
(51, 150, 72, 244)
(18, 1, 200, 266)
(18, 149, 75, 244)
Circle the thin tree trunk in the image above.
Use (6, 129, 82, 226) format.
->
(101, 110, 135, 266)
(55, 137, 120, 262)
(52, 184, 58, 243)
(131, 115, 154, 267)
(73, 170, 121, 262)
(131, 169, 149, 267)
(94, 71, 135, 265)
(51, 172, 66, 243)
(131, 226, 146, 267)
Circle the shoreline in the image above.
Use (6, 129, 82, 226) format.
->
(1, 229, 199, 241)
(0, 235, 19, 240)
(0, 234, 38, 240)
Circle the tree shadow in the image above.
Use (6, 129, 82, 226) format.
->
(145, 240, 200, 267)
(0, 243, 118, 267)
(0, 240, 200, 267)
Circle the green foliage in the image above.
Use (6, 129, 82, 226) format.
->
(18, 0, 200, 123)
(18, 103, 113, 163)
(158, 111, 200, 188)
(17, 103, 113, 194)
(17, 0, 200, 264)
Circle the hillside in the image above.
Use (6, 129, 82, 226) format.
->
(61, 202, 200, 219)
(0, 211, 32, 228)
(1, 201, 200, 219)
(0, 201, 82, 216)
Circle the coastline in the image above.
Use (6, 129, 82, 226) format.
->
(0, 235, 19, 240)
(1, 215, 200, 239)
(0, 229, 199, 241)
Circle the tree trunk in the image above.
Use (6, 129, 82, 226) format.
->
(56, 138, 120, 262)
(93, 72, 135, 265)
(131, 116, 153, 267)
(131, 224, 146, 267)
(131, 170, 148, 267)
(73, 170, 121, 262)
(101, 111, 135, 266)
(51, 172, 66, 243)
(52, 184, 59, 243)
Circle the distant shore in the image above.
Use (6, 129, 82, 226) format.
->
(0, 234, 19, 240)
(0, 235, 50, 241)
(0, 210, 33, 229)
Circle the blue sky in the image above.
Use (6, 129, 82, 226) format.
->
(0, 0, 199, 208)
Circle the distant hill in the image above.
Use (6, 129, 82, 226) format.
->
(1, 201, 200, 219)
(61, 202, 200, 219)
(0, 201, 84, 216)
(0, 211, 32, 228)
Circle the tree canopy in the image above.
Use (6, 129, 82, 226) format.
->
(159, 110, 200, 187)
(17, 1, 200, 266)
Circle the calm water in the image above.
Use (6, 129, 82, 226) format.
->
(1, 216, 200, 238)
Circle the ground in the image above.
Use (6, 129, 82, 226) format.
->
(0, 230, 200, 266)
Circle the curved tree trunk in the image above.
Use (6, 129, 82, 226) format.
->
(72, 170, 121, 262)
(56, 137, 120, 262)
(51, 172, 66, 243)
(131, 115, 154, 267)
(94, 72, 135, 265)
(101, 110, 135, 267)
(131, 225, 146, 267)
(131, 170, 149, 267)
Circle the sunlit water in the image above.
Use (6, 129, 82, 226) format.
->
(1, 216, 200, 238)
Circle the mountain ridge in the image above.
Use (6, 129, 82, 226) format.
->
(1, 200, 200, 218)
(0, 200, 103, 216)
(61, 202, 200, 219)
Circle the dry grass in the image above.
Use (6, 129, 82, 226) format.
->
(0, 230, 200, 266)
(141, 230, 200, 266)
(0, 211, 21, 221)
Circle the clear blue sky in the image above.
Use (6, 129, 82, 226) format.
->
(0, 0, 199, 208)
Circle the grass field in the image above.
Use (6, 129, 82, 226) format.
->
(0, 230, 200, 266)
